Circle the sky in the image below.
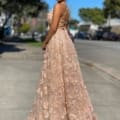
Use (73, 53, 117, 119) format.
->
(45, 0, 104, 20)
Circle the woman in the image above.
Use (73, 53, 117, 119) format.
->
(28, 0, 97, 119)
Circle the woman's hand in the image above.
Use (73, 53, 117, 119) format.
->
(42, 42, 47, 51)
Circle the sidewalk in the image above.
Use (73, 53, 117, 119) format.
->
(0, 43, 43, 120)
(0, 42, 120, 120)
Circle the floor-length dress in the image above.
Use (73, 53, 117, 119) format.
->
(27, 5, 97, 120)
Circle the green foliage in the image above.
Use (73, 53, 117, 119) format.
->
(69, 19, 79, 29)
(79, 8, 105, 25)
(18, 23, 31, 33)
(37, 25, 46, 33)
(21, 38, 43, 47)
(0, 0, 48, 27)
(0, 0, 48, 15)
(104, 0, 120, 18)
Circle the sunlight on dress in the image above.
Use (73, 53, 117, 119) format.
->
(27, 5, 97, 120)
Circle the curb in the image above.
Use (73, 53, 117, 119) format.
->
(80, 58, 120, 81)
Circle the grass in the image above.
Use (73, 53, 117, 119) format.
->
(28, 41, 43, 47)
(21, 38, 43, 47)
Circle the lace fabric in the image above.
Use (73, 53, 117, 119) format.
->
(27, 3, 97, 120)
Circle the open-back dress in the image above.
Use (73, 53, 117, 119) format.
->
(27, 4, 97, 120)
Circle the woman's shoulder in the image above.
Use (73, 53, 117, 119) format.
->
(55, 2, 69, 12)
(49, 2, 70, 16)
(53, 3, 61, 10)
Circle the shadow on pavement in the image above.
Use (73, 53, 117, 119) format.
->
(0, 43, 25, 55)
(4, 36, 36, 43)
(3, 36, 24, 43)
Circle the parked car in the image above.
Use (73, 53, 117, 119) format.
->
(74, 32, 91, 40)
(0, 26, 4, 40)
(94, 30, 104, 40)
(32, 31, 47, 42)
(102, 32, 118, 41)
(94, 26, 119, 41)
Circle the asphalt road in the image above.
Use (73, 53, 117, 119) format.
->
(75, 40, 120, 120)
(0, 40, 120, 120)
(75, 40, 120, 71)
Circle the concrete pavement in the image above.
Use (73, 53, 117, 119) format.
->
(82, 63, 120, 120)
(75, 40, 120, 120)
(0, 41, 120, 120)
(75, 40, 120, 71)
(0, 43, 43, 120)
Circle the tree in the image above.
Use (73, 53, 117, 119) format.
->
(69, 19, 79, 29)
(0, 0, 48, 27)
(18, 23, 30, 33)
(79, 8, 105, 25)
(104, 0, 120, 18)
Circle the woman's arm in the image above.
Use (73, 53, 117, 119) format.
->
(42, 4, 62, 50)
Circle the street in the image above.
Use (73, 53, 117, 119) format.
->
(75, 40, 120, 120)
(0, 40, 120, 120)
(75, 40, 120, 71)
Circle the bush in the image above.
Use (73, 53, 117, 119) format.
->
(18, 23, 31, 33)
(37, 25, 46, 33)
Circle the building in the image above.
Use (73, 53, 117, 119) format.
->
(103, 18, 120, 33)
(78, 22, 99, 36)
(26, 10, 48, 32)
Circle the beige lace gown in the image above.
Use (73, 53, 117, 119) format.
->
(27, 6, 97, 120)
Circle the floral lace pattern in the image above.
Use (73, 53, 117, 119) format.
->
(27, 5, 97, 120)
